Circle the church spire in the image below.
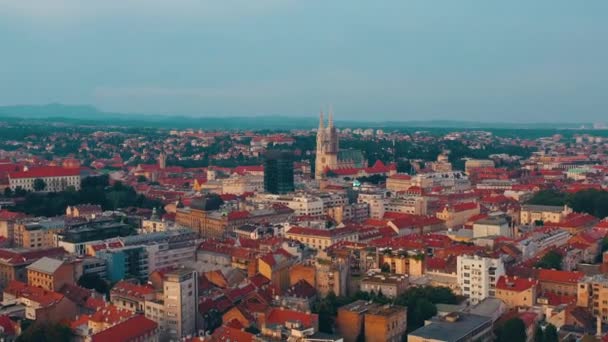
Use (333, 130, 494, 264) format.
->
(328, 106, 334, 128)
(319, 110, 325, 130)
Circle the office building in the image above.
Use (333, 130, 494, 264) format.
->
(264, 150, 294, 194)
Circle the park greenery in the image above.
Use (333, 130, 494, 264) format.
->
(527, 189, 608, 219)
(16, 322, 72, 342)
(535, 250, 563, 270)
(496, 318, 527, 342)
(6, 175, 163, 217)
(311, 286, 457, 334)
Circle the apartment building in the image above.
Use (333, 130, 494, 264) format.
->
(14, 218, 65, 249)
(286, 226, 358, 250)
(26, 257, 76, 291)
(457, 254, 505, 305)
(577, 274, 608, 321)
(162, 268, 198, 340)
(360, 272, 409, 299)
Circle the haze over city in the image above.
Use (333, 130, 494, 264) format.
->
(1, 0, 607, 122)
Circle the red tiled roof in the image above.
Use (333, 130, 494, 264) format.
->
(265, 308, 318, 328)
(538, 269, 584, 284)
(91, 315, 157, 342)
(210, 325, 255, 342)
(0, 315, 16, 336)
(4, 281, 64, 307)
(0, 210, 27, 221)
(227, 210, 250, 220)
(496, 275, 537, 292)
(8, 166, 80, 179)
(89, 304, 134, 325)
(110, 281, 154, 300)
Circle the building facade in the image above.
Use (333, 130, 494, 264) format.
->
(264, 150, 294, 194)
(457, 255, 505, 305)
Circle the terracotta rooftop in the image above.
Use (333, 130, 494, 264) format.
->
(90, 315, 157, 342)
(110, 281, 155, 300)
(496, 275, 538, 292)
(538, 269, 584, 284)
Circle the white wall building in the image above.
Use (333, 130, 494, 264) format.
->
(457, 255, 505, 305)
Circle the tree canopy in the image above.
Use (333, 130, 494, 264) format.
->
(497, 318, 527, 342)
(527, 189, 608, 219)
(535, 250, 563, 270)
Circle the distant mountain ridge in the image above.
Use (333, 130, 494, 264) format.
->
(0, 103, 591, 130)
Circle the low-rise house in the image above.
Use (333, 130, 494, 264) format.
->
(3, 281, 77, 323)
(110, 281, 155, 313)
(495, 275, 538, 308)
(26, 257, 76, 291)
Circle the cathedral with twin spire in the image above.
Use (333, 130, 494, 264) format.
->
(315, 110, 366, 179)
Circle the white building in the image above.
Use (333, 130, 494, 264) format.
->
(252, 193, 324, 217)
(457, 255, 505, 305)
(472, 215, 511, 238)
(8, 167, 81, 192)
(221, 174, 264, 195)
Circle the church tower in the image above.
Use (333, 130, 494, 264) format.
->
(315, 109, 339, 179)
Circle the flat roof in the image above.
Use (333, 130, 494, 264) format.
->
(408, 313, 492, 342)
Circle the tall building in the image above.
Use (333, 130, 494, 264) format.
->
(163, 268, 198, 340)
(315, 110, 366, 179)
(263, 150, 294, 194)
(457, 254, 505, 305)
(158, 152, 167, 170)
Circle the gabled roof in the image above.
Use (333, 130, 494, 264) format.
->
(110, 281, 155, 300)
(91, 315, 157, 342)
(210, 325, 255, 342)
(26, 257, 64, 274)
(8, 166, 80, 179)
(538, 269, 584, 284)
(4, 281, 64, 307)
(265, 308, 318, 329)
(496, 275, 537, 292)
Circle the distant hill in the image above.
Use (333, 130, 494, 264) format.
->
(0, 103, 590, 130)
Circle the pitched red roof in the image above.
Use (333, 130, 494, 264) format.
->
(8, 166, 80, 179)
(91, 315, 157, 342)
(538, 269, 584, 284)
(496, 275, 538, 292)
(227, 210, 250, 220)
(210, 325, 255, 342)
(110, 281, 154, 300)
(4, 281, 64, 307)
(265, 308, 318, 328)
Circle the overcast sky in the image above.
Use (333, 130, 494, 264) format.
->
(1, 1, 607, 122)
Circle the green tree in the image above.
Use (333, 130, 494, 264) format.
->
(535, 250, 563, 270)
(409, 298, 437, 331)
(3, 187, 12, 197)
(534, 325, 544, 342)
(543, 324, 558, 342)
(380, 262, 391, 273)
(78, 273, 109, 295)
(497, 318, 527, 342)
(137, 175, 147, 183)
(17, 322, 73, 342)
(33, 178, 46, 191)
